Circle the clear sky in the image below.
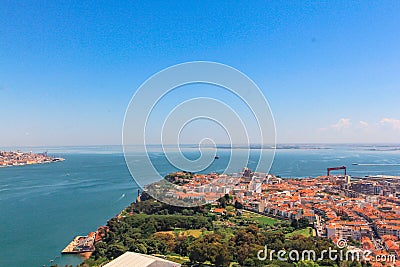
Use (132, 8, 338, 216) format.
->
(1, 1, 399, 146)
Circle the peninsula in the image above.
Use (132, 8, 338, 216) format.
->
(75, 167, 400, 267)
(0, 150, 64, 167)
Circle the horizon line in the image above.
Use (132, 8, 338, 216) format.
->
(2, 142, 400, 149)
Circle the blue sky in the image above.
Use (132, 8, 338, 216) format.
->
(1, 1, 399, 146)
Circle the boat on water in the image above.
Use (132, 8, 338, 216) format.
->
(214, 155, 220, 159)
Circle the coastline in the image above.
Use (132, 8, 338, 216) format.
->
(4, 147, 400, 267)
(0, 158, 65, 168)
(77, 168, 400, 267)
(0, 150, 64, 168)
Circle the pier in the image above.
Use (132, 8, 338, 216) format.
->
(61, 233, 95, 254)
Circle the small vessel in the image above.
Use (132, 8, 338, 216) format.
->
(214, 155, 220, 159)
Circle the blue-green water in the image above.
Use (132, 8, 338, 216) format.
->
(1, 145, 400, 267)
(0, 151, 137, 267)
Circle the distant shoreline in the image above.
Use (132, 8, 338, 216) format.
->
(0, 159, 65, 168)
(0, 150, 65, 168)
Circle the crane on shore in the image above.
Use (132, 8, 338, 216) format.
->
(327, 166, 346, 176)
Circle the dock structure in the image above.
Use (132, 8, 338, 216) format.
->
(61, 233, 95, 254)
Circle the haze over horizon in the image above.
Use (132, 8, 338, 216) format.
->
(1, 2, 399, 146)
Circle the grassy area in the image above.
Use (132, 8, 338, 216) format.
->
(158, 229, 210, 238)
(285, 227, 313, 238)
(241, 210, 280, 226)
(166, 255, 190, 264)
(176, 229, 203, 238)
